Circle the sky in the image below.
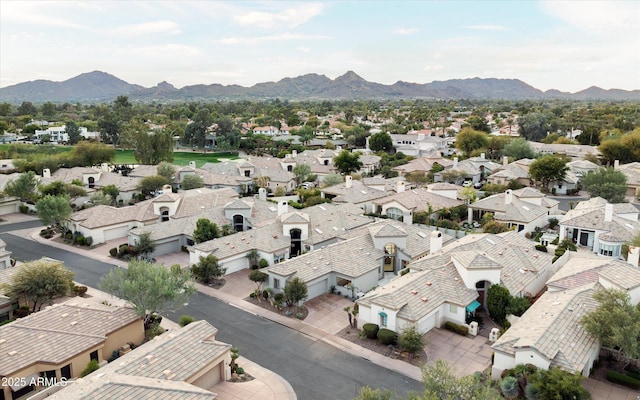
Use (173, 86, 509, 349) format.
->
(1, 1, 639, 93)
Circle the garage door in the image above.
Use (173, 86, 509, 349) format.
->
(418, 312, 436, 333)
(103, 226, 130, 241)
(154, 239, 181, 256)
(0, 203, 17, 215)
(223, 258, 247, 275)
(307, 278, 328, 299)
(192, 363, 222, 389)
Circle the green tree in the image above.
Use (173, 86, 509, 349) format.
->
(99, 260, 196, 327)
(101, 184, 120, 204)
(581, 288, 640, 368)
(133, 232, 157, 260)
(459, 186, 477, 204)
(333, 150, 363, 175)
(297, 125, 314, 145)
(399, 325, 424, 356)
(322, 172, 343, 187)
(502, 138, 534, 160)
(284, 276, 308, 307)
(463, 115, 490, 133)
(422, 360, 502, 399)
(246, 249, 260, 268)
(184, 107, 213, 148)
(157, 162, 177, 183)
(69, 142, 115, 166)
(369, 132, 393, 153)
(193, 218, 219, 243)
(529, 368, 591, 400)
(39, 180, 66, 197)
(293, 163, 311, 185)
(191, 255, 227, 284)
(248, 270, 268, 301)
(482, 220, 511, 234)
(528, 155, 568, 191)
(4, 171, 39, 202)
(35, 194, 72, 230)
(1, 259, 74, 312)
(121, 120, 174, 164)
(66, 120, 81, 145)
(181, 174, 204, 190)
(581, 167, 627, 203)
(455, 127, 489, 156)
(17, 101, 37, 116)
(519, 112, 551, 142)
(89, 191, 113, 206)
(137, 175, 169, 197)
(487, 284, 511, 324)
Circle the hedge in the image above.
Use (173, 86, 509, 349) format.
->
(444, 321, 469, 336)
(534, 244, 547, 252)
(606, 370, 640, 390)
(362, 323, 379, 339)
(377, 328, 397, 345)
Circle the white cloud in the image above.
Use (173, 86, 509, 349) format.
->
(464, 25, 507, 31)
(233, 3, 324, 29)
(1, 1, 89, 30)
(392, 27, 418, 35)
(541, 0, 639, 35)
(119, 44, 204, 58)
(298, 46, 311, 53)
(110, 20, 181, 37)
(219, 33, 330, 45)
(423, 65, 444, 72)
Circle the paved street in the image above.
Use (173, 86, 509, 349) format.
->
(0, 222, 424, 400)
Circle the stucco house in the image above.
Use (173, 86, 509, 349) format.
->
(615, 161, 640, 198)
(434, 155, 501, 184)
(0, 298, 143, 400)
(321, 176, 388, 213)
(266, 220, 454, 300)
(392, 155, 454, 177)
(559, 197, 640, 258)
(492, 251, 640, 378)
(46, 321, 232, 400)
(372, 186, 463, 225)
(486, 158, 533, 187)
(468, 189, 556, 234)
(357, 231, 555, 334)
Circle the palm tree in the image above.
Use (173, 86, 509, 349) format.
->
(246, 249, 259, 268)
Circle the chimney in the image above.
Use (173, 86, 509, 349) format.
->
(189, 161, 196, 168)
(292, 150, 297, 158)
(505, 189, 513, 205)
(396, 181, 405, 193)
(365, 136, 370, 151)
(628, 246, 640, 267)
(162, 184, 172, 193)
(42, 168, 51, 179)
(277, 200, 288, 216)
(604, 203, 613, 222)
(258, 187, 267, 201)
(453, 157, 458, 169)
(345, 175, 353, 189)
(403, 210, 413, 225)
(430, 230, 443, 253)
(614, 159, 620, 170)
(502, 156, 509, 166)
(101, 163, 109, 172)
(480, 153, 486, 159)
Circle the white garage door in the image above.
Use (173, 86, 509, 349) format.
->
(0, 203, 17, 215)
(192, 363, 222, 389)
(154, 239, 181, 256)
(223, 258, 247, 275)
(307, 278, 328, 299)
(103, 226, 130, 241)
(418, 312, 436, 333)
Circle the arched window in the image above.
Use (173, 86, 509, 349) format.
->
(233, 215, 244, 232)
(88, 176, 95, 189)
(287, 165, 293, 172)
(383, 242, 396, 272)
(160, 207, 169, 222)
(290, 228, 302, 257)
(385, 207, 403, 221)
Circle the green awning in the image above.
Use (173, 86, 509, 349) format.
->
(466, 300, 481, 312)
(378, 311, 387, 317)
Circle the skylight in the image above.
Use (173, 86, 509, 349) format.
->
(522, 205, 530, 211)
(417, 232, 427, 238)
(314, 228, 323, 234)
(486, 239, 496, 245)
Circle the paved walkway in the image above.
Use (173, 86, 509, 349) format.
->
(7, 212, 637, 400)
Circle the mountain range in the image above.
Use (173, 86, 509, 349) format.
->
(1, 70, 639, 103)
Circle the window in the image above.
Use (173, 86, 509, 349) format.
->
(385, 207, 403, 221)
(449, 304, 458, 314)
(244, 170, 250, 177)
(599, 243, 620, 257)
(274, 254, 285, 264)
(90, 350, 99, 362)
(379, 312, 388, 327)
(273, 279, 280, 289)
(336, 277, 351, 287)
(287, 165, 293, 172)
(161, 210, 169, 222)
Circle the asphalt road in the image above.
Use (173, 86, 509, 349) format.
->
(0, 222, 424, 400)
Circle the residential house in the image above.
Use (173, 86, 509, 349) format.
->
(528, 142, 599, 160)
(357, 231, 555, 334)
(372, 186, 463, 225)
(434, 155, 501, 184)
(202, 157, 296, 193)
(567, 159, 600, 179)
(0, 239, 12, 270)
(252, 126, 281, 136)
(46, 321, 231, 400)
(0, 298, 143, 400)
(0, 264, 18, 323)
(492, 251, 640, 378)
(392, 156, 454, 177)
(559, 197, 640, 257)
(66, 187, 239, 244)
(321, 176, 388, 213)
(266, 220, 454, 300)
(189, 202, 372, 275)
(426, 182, 461, 201)
(388, 134, 449, 157)
(468, 189, 557, 234)
(486, 158, 533, 187)
(615, 161, 640, 198)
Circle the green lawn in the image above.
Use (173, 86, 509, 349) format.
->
(0, 144, 239, 168)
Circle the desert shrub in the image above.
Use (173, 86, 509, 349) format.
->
(534, 244, 547, 252)
(109, 247, 118, 257)
(80, 360, 100, 377)
(118, 244, 129, 255)
(235, 367, 245, 375)
(376, 328, 397, 345)
(259, 259, 269, 269)
(74, 285, 88, 296)
(86, 236, 93, 246)
(179, 315, 195, 327)
(551, 237, 559, 245)
(399, 325, 424, 354)
(525, 383, 541, 400)
(19, 204, 29, 213)
(548, 217, 559, 229)
(624, 365, 640, 380)
(507, 296, 531, 317)
(606, 370, 640, 390)
(146, 323, 166, 340)
(362, 323, 379, 339)
(500, 376, 518, 398)
(444, 321, 468, 336)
